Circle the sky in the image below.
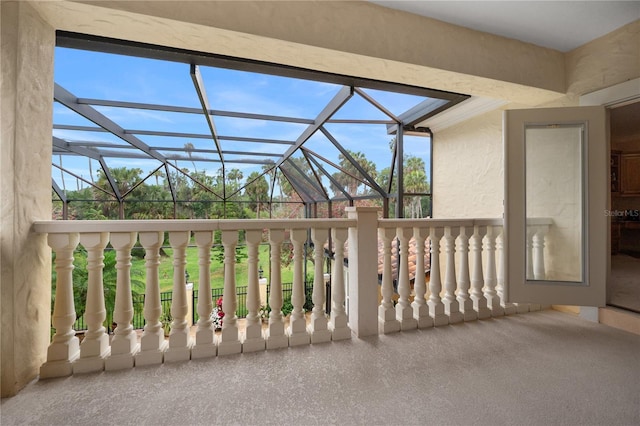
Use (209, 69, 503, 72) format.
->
(52, 47, 434, 198)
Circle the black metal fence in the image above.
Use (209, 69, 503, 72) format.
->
(71, 281, 319, 333)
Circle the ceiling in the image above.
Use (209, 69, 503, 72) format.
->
(371, 1, 640, 52)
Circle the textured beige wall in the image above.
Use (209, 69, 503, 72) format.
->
(1, 1, 54, 397)
(78, 0, 566, 92)
(566, 20, 640, 97)
(433, 20, 640, 219)
(433, 109, 504, 218)
(32, 0, 565, 105)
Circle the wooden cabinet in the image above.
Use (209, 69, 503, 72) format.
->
(621, 152, 640, 195)
(611, 151, 621, 193)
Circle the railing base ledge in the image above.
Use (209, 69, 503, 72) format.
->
(308, 328, 332, 344)
(288, 333, 311, 347)
(432, 315, 450, 327)
(446, 312, 464, 324)
(399, 318, 418, 331)
(503, 304, 518, 315)
(415, 316, 434, 329)
(135, 350, 166, 366)
(264, 333, 289, 350)
(191, 344, 217, 359)
(163, 346, 192, 362)
(105, 350, 138, 370)
(241, 338, 266, 353)
(330, 327, 352, 341)
(379, 319, 401, 334)
(40, 357, 78, 379)
(475, 308, 492, 319)
(460, 311, 478, 322)
(74, 354, 108, 374)
(217, 341, 242, 356)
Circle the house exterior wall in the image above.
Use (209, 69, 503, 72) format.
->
(31, 0, 565, 106)
(433, 20, 640, 219)
(1, 1, 55, 397)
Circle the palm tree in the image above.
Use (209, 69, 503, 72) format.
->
(404, 155, 428, 218)
(184, 142, 197, 173)
(152, 169, 163, 186)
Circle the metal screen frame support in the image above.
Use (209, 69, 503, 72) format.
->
(190, 64, 225, 199)
(320, 126, 387, 199)
(54, 84, 168, 164)
(395, 124, 404, 219)
(275, 86, 354, 169)
(304, 153, 353, 204)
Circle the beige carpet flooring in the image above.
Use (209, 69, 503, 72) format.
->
(1, 310, 639, 426)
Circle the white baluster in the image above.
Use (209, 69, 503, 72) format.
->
(288, 228, 311, 346)
(378, 228, 400, 333)
(528, 225, 546, 312)
(470, 226, 491, 319)
(516, 227, 536, 314)
(456, 226, 477, 321)
(532, 226, 549, 312)
(330, 227, 351, 340)
(412, 227, 433, 328)
(443, 226, 463, 324)
(526, 226, 535, 280)
(191, 231, 216, 359)
(496, 228, 517, 315)
(309, 228, 332, 343)
(40, 233, 80, 378)
(243, 229, 266, 352)
(218, 230, 242, 355)
(265, 229, 288, 349)
(533, 226, 548, 281)
(484, 226, 504, 317)
(105, 232, 140, 370)
(135, 231, 169, 365)
(74, 232, 110, 373)
(396, 227, 417, 330)
(164, 231, 193, 362)
(428, 227, 449, 326)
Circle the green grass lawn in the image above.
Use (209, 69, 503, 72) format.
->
(130, 243, 296, 293)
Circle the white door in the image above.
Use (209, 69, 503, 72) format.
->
(504, 106, 607, 306)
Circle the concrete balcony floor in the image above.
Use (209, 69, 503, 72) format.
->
(2, 310, 639, 426)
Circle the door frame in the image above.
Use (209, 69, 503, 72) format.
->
(579, 77, 640, 321)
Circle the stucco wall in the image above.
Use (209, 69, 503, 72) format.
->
(433, 109, 504, 218)
(32, 0, 565, 106)
(566, 20, 640, 97)
(1, 1, 54, 397)
(433, 20, 640, 219)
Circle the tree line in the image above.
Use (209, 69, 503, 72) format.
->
(54, 148, 431, 220)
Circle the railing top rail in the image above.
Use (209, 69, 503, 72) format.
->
(218, 218, 356, 231)
(473, 218, 504, 227)
(378, 218, 497, 229)
(526, 218, 554, 226)
(32, 218, 357, 234)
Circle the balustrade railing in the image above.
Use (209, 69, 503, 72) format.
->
(36, 219, 354, 376)
(375, 218, 551, 332)
(34, 210, 551, 378)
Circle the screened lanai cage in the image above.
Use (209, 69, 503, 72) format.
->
(52, 32, 469, 221)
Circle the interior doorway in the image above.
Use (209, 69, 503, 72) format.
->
(608, 100, 640, 313)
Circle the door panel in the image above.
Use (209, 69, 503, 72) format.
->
(504, 106, 607, 306)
